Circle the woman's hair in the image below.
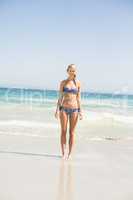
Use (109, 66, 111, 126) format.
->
(64, 64, 77, 88)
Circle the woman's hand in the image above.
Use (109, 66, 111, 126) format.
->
(54, 110, 59, 119)
(78, 111, 83, 120)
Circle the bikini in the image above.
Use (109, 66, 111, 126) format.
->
(59, 85, 80, 116)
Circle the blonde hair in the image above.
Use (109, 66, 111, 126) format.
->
(64, 64, 77, 88)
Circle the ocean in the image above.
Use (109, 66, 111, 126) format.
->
(0, 87, 133, 142)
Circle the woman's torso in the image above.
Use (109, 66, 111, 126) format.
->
(61, 80, 79, 109)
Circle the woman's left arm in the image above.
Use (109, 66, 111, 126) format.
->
(76, 81, 83, 113)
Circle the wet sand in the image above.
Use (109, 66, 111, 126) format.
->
(0, 134, 133, 200)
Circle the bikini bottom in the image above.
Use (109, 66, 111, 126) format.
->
(59, 106, 80, 116)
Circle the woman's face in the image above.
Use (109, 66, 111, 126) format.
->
(67, 67, 76, 77)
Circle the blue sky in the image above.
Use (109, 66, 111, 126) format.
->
(0, 0, 133, 93)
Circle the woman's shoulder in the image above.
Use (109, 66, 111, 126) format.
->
(59, 80, 67, 88)
(60, 79, 66, 84)
(76, 79, 81, 87)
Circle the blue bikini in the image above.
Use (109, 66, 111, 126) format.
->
(63, 87, 78, 94)
(59, 86, 80, 116)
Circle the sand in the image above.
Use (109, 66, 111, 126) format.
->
(0, 134, 133, 200)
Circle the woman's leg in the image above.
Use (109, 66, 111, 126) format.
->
(68, 112, 78, 157)
(59, 110, 69, 156)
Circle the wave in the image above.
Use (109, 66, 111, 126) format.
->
(1, 94, 133, 106)
(0, 131, 59, 138)
(0, 120, 58, 128)
(84, 110, 133, 125)
(81, 99, 133, 109)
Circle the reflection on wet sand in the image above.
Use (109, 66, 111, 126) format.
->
(56, 160, 74, 200)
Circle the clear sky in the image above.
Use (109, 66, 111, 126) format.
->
(0, 0, 133, 93)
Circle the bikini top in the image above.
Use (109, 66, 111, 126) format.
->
(63, 79, 79, 94)
(63, 86, 78, 94)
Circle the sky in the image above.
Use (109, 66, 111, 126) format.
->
(0, 0, 133, 93)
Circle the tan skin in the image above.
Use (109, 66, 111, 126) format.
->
(55, 66, 83, 159)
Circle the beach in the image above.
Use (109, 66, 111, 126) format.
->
(0, 88, 133, 199)
(1, 0, 133, 198)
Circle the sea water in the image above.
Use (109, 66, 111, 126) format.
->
(0, 87, 133, 142)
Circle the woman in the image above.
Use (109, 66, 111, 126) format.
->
(55, 64, 83, 159)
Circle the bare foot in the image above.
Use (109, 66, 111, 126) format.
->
(67, 153, 72, 160)
(62, 147, 67, 160)
(62, 154, 66, 160)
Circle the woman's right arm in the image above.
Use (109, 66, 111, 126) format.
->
(55, 80, 64, 112)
